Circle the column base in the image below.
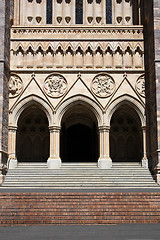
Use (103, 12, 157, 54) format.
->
(98, 158, 112, 169)
(8, 158, 18, 169)
(47, 158, 61, 169)
(154, 163, 160, 185)
(141, 157, 148, 168)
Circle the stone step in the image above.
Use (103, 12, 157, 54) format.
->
(3, 162, 158, 189)
(4, 175, 153, 179)
(4, 181, 157, 188)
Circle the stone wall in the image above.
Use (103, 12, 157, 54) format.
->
(0, 0, 10, 169)
(143, 0, 157, 171)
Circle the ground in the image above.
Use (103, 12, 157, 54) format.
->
(0, 224, 160, 240)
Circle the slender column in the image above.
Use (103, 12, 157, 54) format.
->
(47, 126, 61, 169)
(85, 0, 94, 25)
(14, 0, 20, 25)
(141, 126, 148, 168)
(114, 0, 123, 25)
(54, 0, 63, 25)
(98, 126, 112, 169)
(123, 0, 132, 25)
(8, 126, 18, 169)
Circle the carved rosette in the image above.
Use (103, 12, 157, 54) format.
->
(9, 74, 23, 98)
(44, 74, 67, 98)
(91, 74, 115, 98)
(135, 75, 145, 97)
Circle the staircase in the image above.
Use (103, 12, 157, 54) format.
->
(2, 162, 159, 188)
(0, 192, 160, 225)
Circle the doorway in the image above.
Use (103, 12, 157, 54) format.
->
(110, 105, 142, 162)
(16, 105, 49, 162)
(61, 104, 98, 162)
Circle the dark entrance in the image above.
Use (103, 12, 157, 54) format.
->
(16, 105, 49, 162)
(61, 104, 98, 162)
(110, 105, 142, 162)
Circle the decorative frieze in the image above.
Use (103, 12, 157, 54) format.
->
(11, 27, 143, 40)
(11, 41, 144, 70)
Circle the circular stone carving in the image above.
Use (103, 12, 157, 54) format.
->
(91, 73, 115, 98)
(135, 75, 145, 97)
(9, 74, 23, 98)
(44, 74, 67, 98)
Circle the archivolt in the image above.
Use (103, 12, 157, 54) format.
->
(106, 95, 146, 126)
(56, 95, 103, 127)
(10, 95, 53, 126)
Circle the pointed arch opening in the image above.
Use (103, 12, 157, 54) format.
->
(110, 104, 143, 162)
(60, 103, 99, 162)
(16, 104, 50, 162)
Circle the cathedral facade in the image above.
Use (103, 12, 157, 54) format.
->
(0, 0, 160, 183)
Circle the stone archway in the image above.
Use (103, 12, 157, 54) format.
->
(110, 105, 143, 162)
(60, 104, 99, 162)
(16, 105, 50, 162)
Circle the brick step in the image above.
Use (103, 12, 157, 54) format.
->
(0, 220, 159, 225)
(0, 193, 160, 225)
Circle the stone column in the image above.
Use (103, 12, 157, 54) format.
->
(47, 126, 61, 169)
(141, 126, 148, 168)
(8, 126, 18, 169)
(98, 126, 112, 169)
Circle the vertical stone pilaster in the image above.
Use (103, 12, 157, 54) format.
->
(98, 126, 112, 169)
(47, 126, 61, 169)
(142, 126, 148, 168)
(0, 0, 10, 166)
(8, 126, 18, 169)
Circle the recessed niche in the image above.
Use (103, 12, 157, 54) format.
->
(117, 16, 122, 23)
(65, 16, 71, 23)
(36, 16, 42, 23)
(87, 17, 93, 23)
(27, 16, 33, 22)
(96, 17, 102, 23)
(125, 16, 131, 22)
(57, 16, 62, 23)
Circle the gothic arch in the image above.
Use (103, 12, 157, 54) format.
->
(106, 95, 145, 127)
(10, 95, 53, 127)
(57, 95, 103, 127)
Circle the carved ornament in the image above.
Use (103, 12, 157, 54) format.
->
(44, 74, 67, 98)
(135, 75, 145, 97)
(9, 74, 23, 98)
(91, 73, 115, 98)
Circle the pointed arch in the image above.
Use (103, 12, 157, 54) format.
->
(106, 95, 146, 127)
(10, 95, 53, 127)
(56, 95, 103, 127)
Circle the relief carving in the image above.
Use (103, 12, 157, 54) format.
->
(9, 74, 23, 98)
(44, 74, 67, 98)
(135, 75, 145, 97)
(91, 73, 115, 98)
